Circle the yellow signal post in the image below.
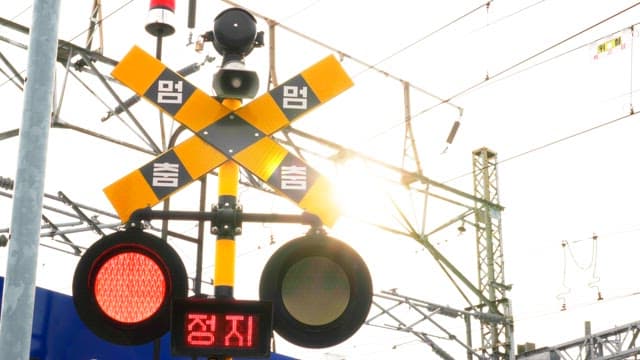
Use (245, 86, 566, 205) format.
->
(214, 99, 242, 299)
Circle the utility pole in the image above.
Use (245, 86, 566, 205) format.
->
(0, 0, 61, 359)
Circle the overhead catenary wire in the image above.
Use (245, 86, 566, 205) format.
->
(536, 228, 640, 315)
(279, 0, 324, 22)
(425, 22, 640, 184)
(514, 289, 640, 326)
(473, 0, 550, 32)
(563, 235, 598, 272)
(353, 1, 492, 79)
(356, 19, 640, 156)
(477, 23, 639, 91)
(221, 1, 543, 179)
(220, 0, 464, 113)
(443, 110, 639, 185)
(554, 226, 640, 307)
(498, 110, 638, 162)
(66, 0, 136, 44)
(414, 1, 640, 118)
(10, 4, 33, 21)
(363, 1, 640, 149)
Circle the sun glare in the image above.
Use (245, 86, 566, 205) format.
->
(332, 158, 395, 226)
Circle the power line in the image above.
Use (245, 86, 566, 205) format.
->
(10, 4, 32, 21)
(221, 0, 463, 112)
(482, 0, 551, 30)
(356, 5, 640, 184)
(355, 1, 491, 78)
(414, 1, 640, 118)
(67, 0, 136, 44)
(356, 8, 640, 154)
(499, 110, 637, 164)
(480, 23, 638, 90)
(326, 0, 574, 150)
(444, 110, 639, 184)
(514, 288, 640, 325)
(280, 0, 324, 22)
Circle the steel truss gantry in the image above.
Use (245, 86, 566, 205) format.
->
(518, 321, 640, 360)
(359, 146, 512, 359)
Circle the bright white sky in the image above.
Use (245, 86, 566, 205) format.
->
(2, 1, 640, 359)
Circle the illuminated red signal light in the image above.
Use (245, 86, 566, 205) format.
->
(93, 252, 166, 323)
(72, 228, 187, 345)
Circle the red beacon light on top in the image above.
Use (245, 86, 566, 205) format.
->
(146, 0, 176, 37)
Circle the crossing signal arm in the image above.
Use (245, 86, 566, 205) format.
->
(77, 209, 373, 350)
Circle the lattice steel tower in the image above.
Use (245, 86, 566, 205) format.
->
(472, 147, 514, 359)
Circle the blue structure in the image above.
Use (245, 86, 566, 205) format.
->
(0, 277, 296, 360)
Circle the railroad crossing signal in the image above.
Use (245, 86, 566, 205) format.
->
(104, 46, 353, 227)
(94, 43, 371, 351)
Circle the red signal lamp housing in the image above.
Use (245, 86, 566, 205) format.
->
(72, 228, 187, 345)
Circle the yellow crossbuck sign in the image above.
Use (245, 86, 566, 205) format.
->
(104, 46, 353, 227)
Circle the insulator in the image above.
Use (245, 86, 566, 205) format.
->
(145, 0, 176, 37)
(0, 176, 14, 190)
(187, 0, 197, 29)
(446, 120, 461, 144)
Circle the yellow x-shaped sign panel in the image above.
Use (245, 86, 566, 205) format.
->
(104, 46, 352, 227)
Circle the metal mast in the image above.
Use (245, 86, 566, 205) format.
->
(0, 0, 61, 359)
(86, 0, 104, 54)
(472, 147, 513, 359)
(518, 320, 640, 359)
(401, 81, 423, 176)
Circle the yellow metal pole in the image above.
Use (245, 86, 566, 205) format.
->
(214, 98, 242, 299)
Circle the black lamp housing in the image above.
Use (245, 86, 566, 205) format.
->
(212, 8, 261, 59)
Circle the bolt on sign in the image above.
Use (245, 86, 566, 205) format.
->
(104, 46, 353, 227)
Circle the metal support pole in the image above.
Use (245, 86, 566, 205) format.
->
(194, 177, 207, 296)
(465, 314, 473, 360)
(0, 0, 61, 359)
(214, 99, 242, 300)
